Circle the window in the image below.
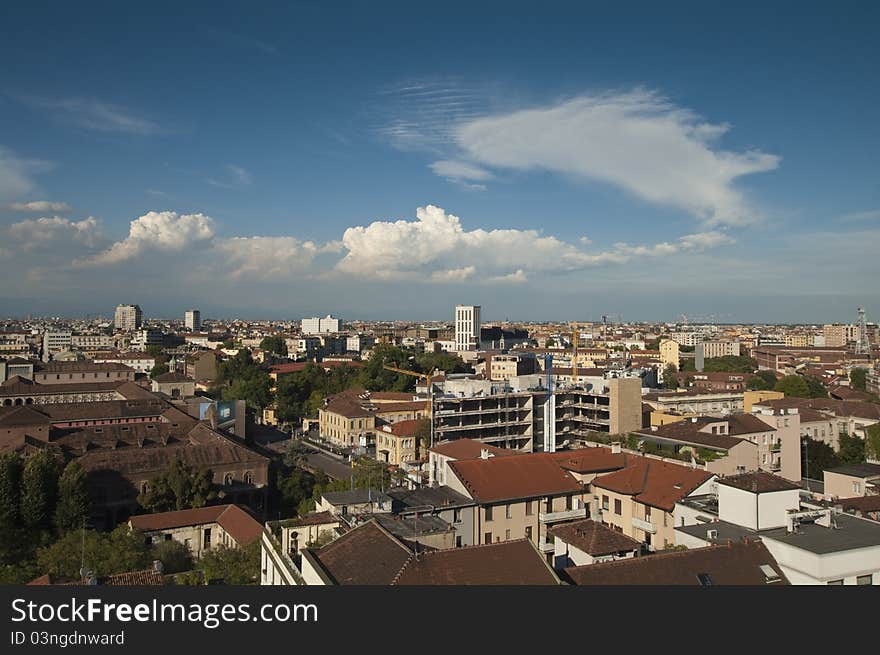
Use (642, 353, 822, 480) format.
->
(565, 495, 573, 511)
(505, 504, 512, 519)
(455, 536, 462, 548)
(645, 506, 651, 521)
(453, 508, 461, 523)
(484, 532, 492, 545)
(827, 579, 844, 585)
(505, 529, 511, 541)
(602, 495, 609, 511)
(857, 574, 872, 585)
(525, 501, 533, 516)
(853, 482, 861, 494)
(525, 526, 532, 540)
(485, 506, 493, 522)
(614, 499, 622, 515)
(204, 528, 212, 548)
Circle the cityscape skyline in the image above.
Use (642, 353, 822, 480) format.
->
(2, 3, 879, 321)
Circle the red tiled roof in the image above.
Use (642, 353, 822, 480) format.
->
(592, 456, 713, 511)
(449, 452, 583, 503)
(548, 447, 629, 474)
(129, 504, 262, 545)
(565, 540, 789, 585)
(392, 539, 560, 585)
(549, 519, 641, 556)
(429, 438, 516, 460)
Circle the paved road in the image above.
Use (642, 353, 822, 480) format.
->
(304, 452, 356, 481)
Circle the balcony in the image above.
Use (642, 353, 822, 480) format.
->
(770, 442, 781, 452)
(631, 517, 657, 534)
(539, 507, 587, 523)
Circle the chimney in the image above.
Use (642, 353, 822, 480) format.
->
(480, 448, 492, 459)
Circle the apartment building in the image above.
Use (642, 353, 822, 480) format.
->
(642, 388, 744, 415)
(454, 305, 481, 352)
(824, 323, 858, 347)
(318, 388, 427, 448)
(444, 452, 589, 557)
(301, 315, 340, 334)
(114, 304, 142, 331)
(184, 309, 201, 332)
(592, 458, 715, 550)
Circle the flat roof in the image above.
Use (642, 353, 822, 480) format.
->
(760, 513, 880, 554)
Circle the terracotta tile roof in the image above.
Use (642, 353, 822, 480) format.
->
(28, 569, 167, 586)
(449, 452, 583, 503)
(309, 520, 412, 585)
(634, 420, 745, 450)
(129, 504, 262, 545)
(428, 438, 516, 460)
(0, 405, 51, 427)
(153, 372, 193, 383)
(565, 540, 789, 585)
(717, 471, 801, 493)
(549, 519, 641, 556)
(383, 418, 426, 437)
(547, 447, 628, 474)
(392, 539, 560, 585)
(592, 456, 713, 511)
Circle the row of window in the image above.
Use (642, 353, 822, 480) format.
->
(484, 496, 573, 521)
(484, 526, 533, 544)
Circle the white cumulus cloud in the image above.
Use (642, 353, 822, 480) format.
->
(5, 216, 102, 251)
(334, 204, 733, 283)
(85, 211, 215, 265)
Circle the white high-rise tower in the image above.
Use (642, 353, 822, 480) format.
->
(455, 305, 481, 352)
(185, 309, 201, 332)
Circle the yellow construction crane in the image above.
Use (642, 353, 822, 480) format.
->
(382, 365, 436, 451)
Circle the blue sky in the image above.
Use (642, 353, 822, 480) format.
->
(1, 1, 878, 323)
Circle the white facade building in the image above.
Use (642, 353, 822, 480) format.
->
(301, 315, 341, 334)
(455, 305, 481, 352)
(184, 309, 201, 332)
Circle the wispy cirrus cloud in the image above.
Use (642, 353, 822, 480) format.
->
(378, 85, 779, 226)
(14, 95, 161, 135)
(0, 145, 54, 202)
(207, 164, 253, 188)
(9, 200, 71, 213)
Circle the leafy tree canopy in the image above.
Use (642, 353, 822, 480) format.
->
(138, 460, 216, 512)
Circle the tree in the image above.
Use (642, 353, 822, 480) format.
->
(838, 432, 866, 465)
(152, 539, 194, 574)
(36, 526, 152, 579)
(54, 461, 92, 533)
(260, 336, 288, 357)
(215, 350, 273, 412)
(850, 367, 868, 392)
(0, 453, 23, 532)
(197, 541, 260, 585)
(413, 418, 431, 452)
(746, 370, 778, 391)
(149, 362, 170, 379)
(700, 355, 758, 373)
(138, 460, 216, 512)
(545, 338, 555, 348)
(803, 375, 827, 398)
(775, 375, 811, 398)
(801, 438, 838, 480)
(20, 451, 61, 530)
(662, 364, 679, 389)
